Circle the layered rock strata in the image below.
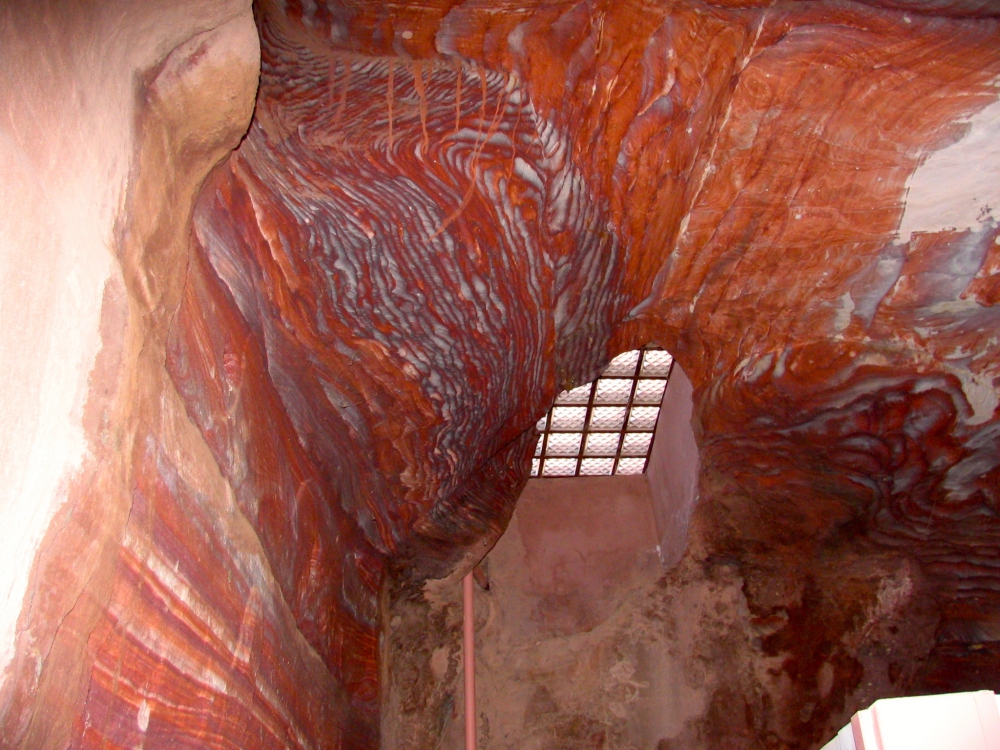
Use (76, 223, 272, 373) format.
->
(2, 0, 1000, 748)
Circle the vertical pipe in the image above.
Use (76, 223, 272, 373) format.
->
(463, 571, 477, 750)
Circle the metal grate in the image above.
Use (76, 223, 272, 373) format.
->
(531, 349, 673, 477)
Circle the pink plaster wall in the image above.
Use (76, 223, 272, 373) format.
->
(646, 363, 700, 567)
(511, 476, 661, 636)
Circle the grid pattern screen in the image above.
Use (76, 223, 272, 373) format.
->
(531, 349, 673, 477)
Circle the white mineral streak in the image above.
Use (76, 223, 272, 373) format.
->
(898, 94, 1000, 244)
(834, 291, 855, 333)
(946, 363, 1000, 426)
(137, 699, 151, 732)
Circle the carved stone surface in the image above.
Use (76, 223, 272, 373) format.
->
(2, 0, 1000, 748)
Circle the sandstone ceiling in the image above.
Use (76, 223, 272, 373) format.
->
(2, 0, 1000, 748)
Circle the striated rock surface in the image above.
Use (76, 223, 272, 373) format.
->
(1, 2, 367, 748)
(3, 0, 1000, 748)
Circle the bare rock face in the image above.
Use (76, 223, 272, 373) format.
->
(1, 2, 362, 748)
(2, 0, 1000, 748)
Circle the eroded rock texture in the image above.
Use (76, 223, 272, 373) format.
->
(3, 0, 1000, 748)
(1, 3, 365, 749)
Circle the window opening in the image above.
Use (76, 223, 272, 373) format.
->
(532, 348, 674, 477)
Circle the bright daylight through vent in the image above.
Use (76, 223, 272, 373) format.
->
(531, 349, 673, 477)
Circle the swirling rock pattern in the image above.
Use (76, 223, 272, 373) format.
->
(194, 0, 1000, 718)
(3, 0, 1000, 748)
(176, 0, 1000, 743)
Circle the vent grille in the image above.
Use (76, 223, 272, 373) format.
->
(531, 349, 673, 477)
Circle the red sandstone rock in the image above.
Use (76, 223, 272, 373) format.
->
(2, 0, 1000, 748)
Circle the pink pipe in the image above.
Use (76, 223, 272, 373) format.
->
(463, 571, 477, 750)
